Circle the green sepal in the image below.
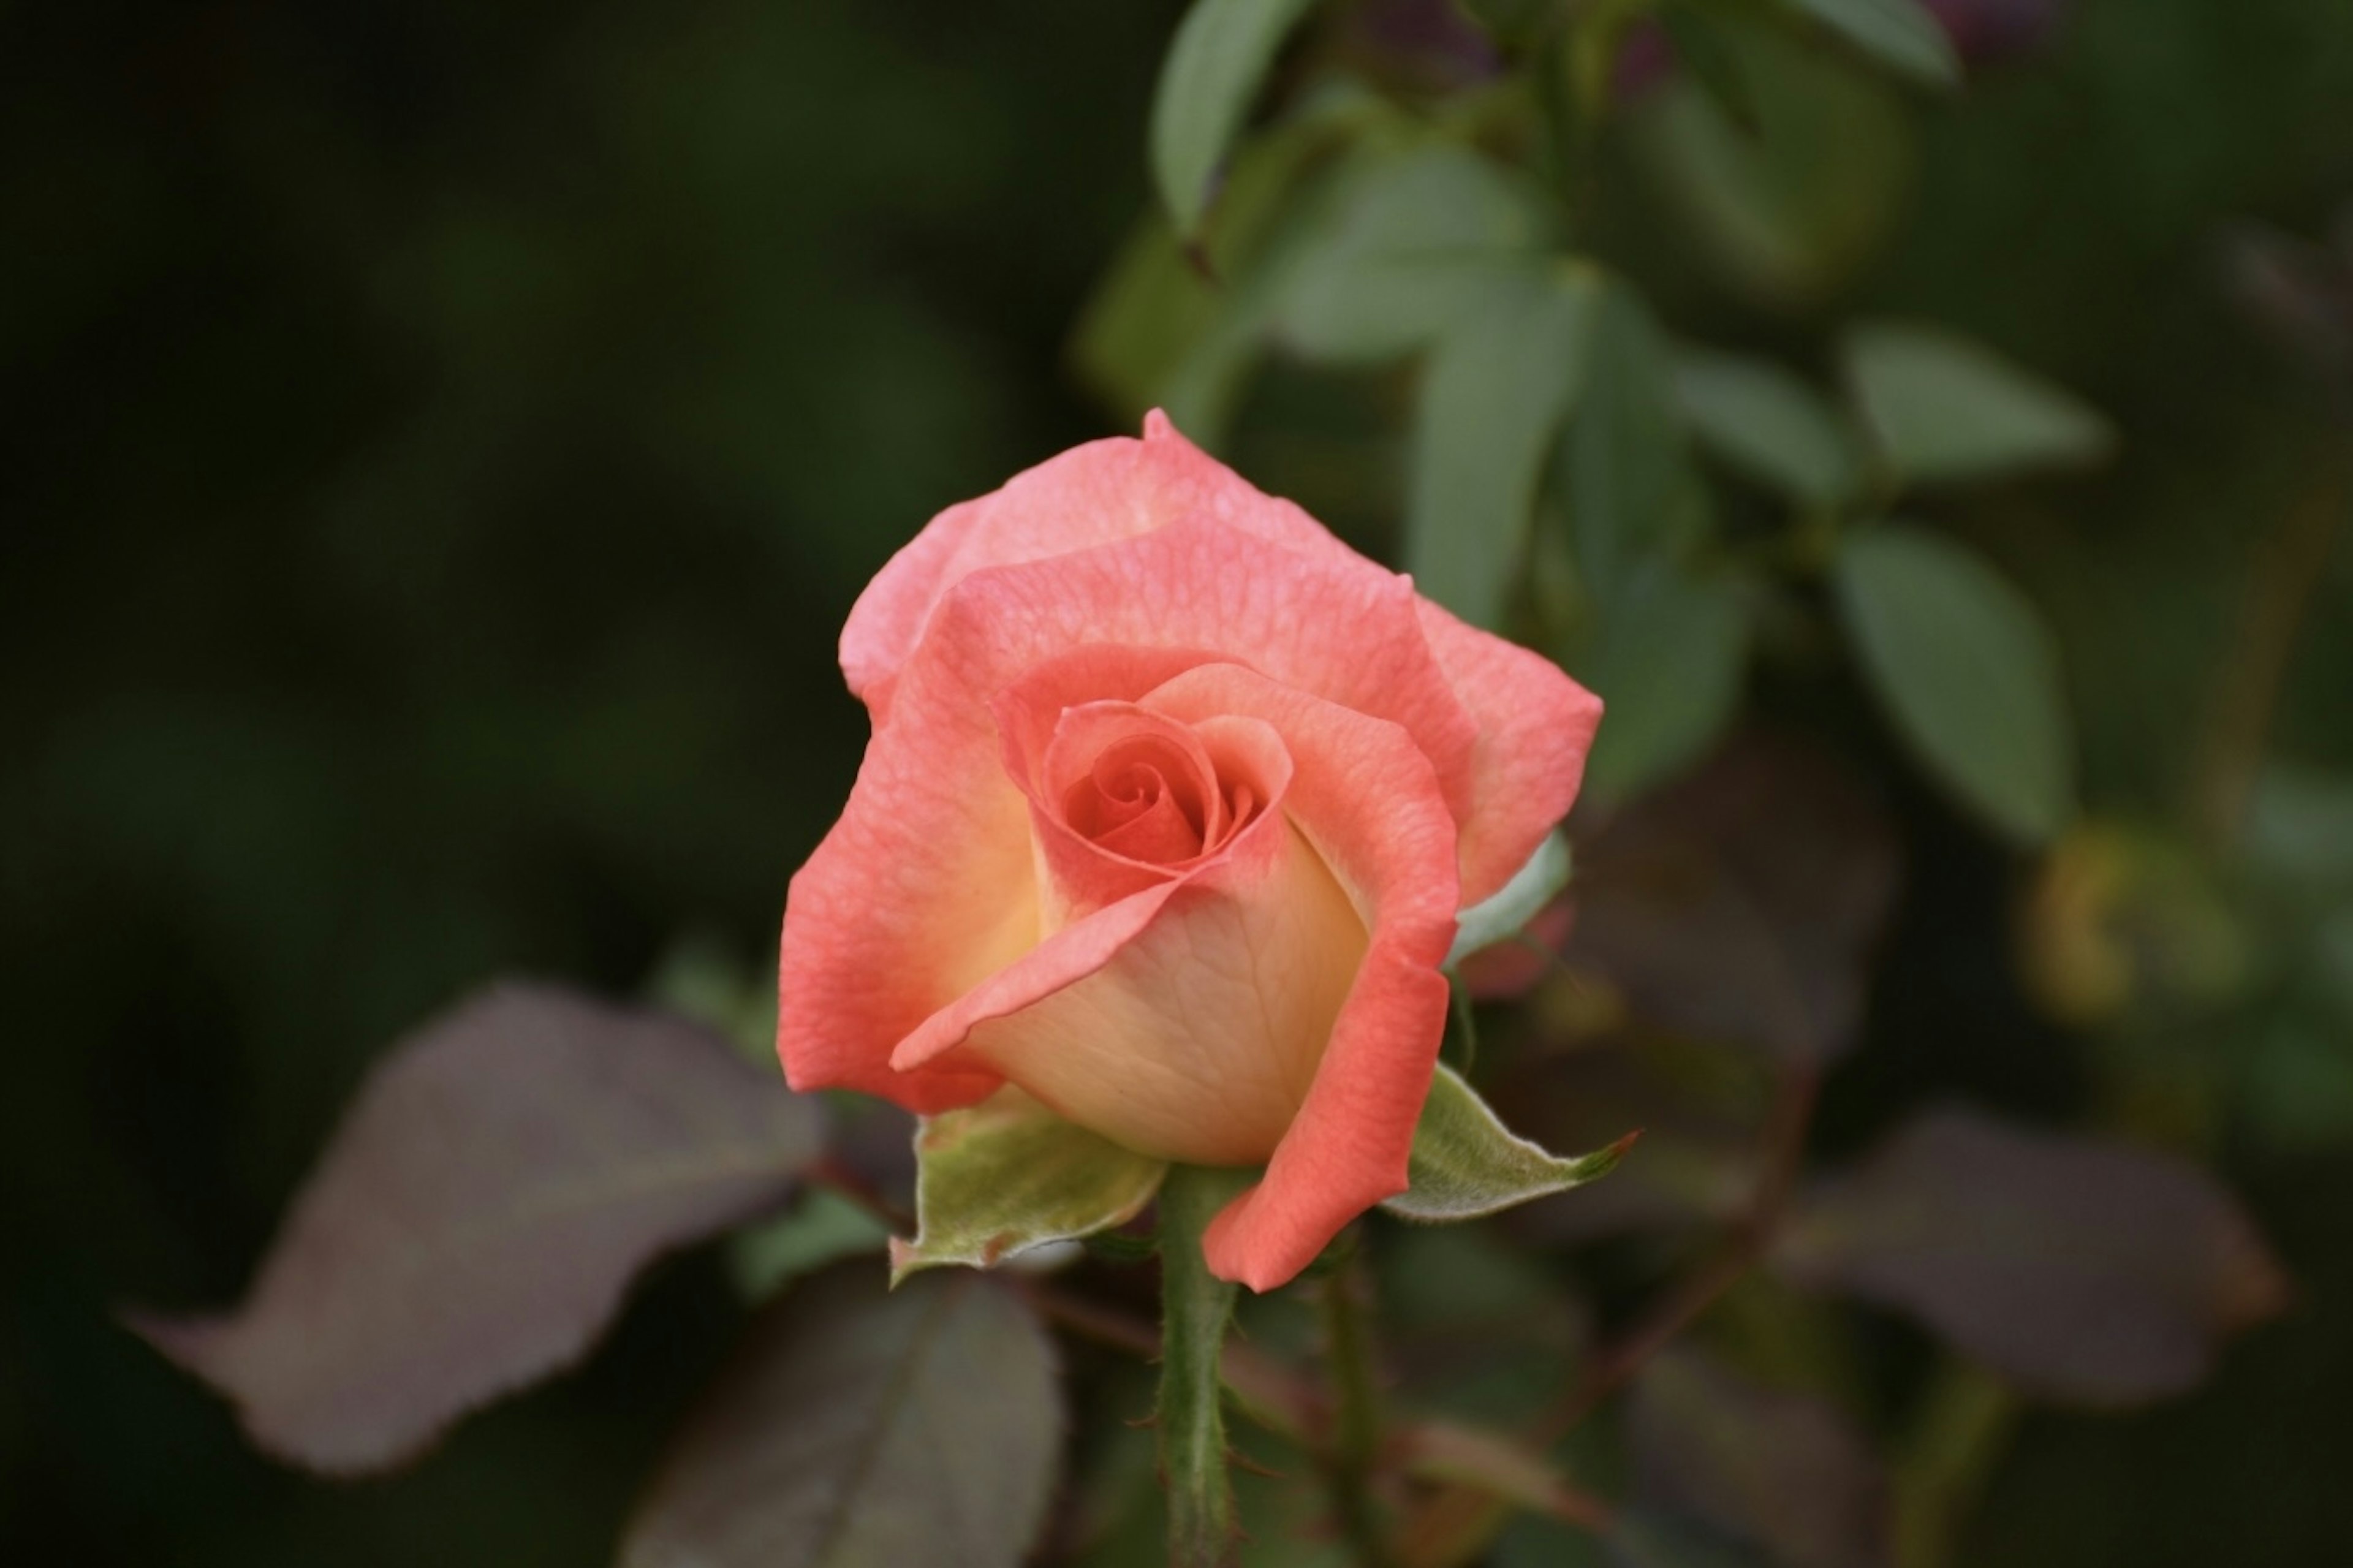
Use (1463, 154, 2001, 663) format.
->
(1446, 830, 1571, 968)
(890, 1089, 1169, 1283)
(1383, 1062, 1635, 1222)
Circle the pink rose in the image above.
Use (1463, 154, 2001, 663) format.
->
(778, 413, 1601, 1289)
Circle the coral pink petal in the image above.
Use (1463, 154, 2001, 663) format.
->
(775, 727, 1028, 1112)
(914, 515, 1483, 833)
(1143, 664, 1463, 1291)
(839, 412, 1372, 718)
(887, 881, 1183, 1073)
(1414, 599, 1604, 905)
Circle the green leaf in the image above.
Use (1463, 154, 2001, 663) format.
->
(1159, 1164, 1252, 1568)
(127, 985, 822, 1474)
(1776, 1108, 2291, 1404)
(1408, 263, 1602, 629)
(1779, 0, 1961, 88)
(1833, 525, 2077, 844)
(1629, 16, 1913, 308)
(1271, 143, 1550, 364)
(1078, 93, 1363, 444)
(2245, 982, 2353, 1151)
(1150, 0, 1322, 238)
(1382, 1063, 1633, 1222)
(1566, 281, 1704, 591)
(1673, 346, 1862, 509)
(892, 1089, 1169, 1281)
(1576, 558, 1752, 805)
(2245, 766, 2353, 896)
(730, 1187, 890, 1303)
(621, 1265, 1062, 1568)
(1844, 321, 2115, 489)
(1448, 830, 1572, 968)
(1659, 3, 1761, 135)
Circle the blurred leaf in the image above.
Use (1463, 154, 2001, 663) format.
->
(1077, 91, 1374, 442)
(1576, 558, 1753, 805)
(642, 929, 776, 1066)
(1566, 281, 1701, 592)
(1778, 0, 1960, 88)
(1458, 0, 1563, 46)
(1160, 1165, 1252, 1568)
(1408, 263, 1602, 629)
(1406, 1420, 1612, 1532)
(1628, 16, 1913, 307)
(1776, 1107, 2292, 1404)
(1609, 1509, 1777, 1568)
(1843, 322, 2115, 489)
(1384, 1063, 1634, 1222)
(128, 984, 821, 1474)
(1673, 346, 1863, 509)
(1271, 143, 1550, 363)
(1504, 1040, 1769, 1244)
(892, 1089, 1167, 1280)
(1564, 734, 1902, 1061)
(1450, 830, 1574, 967)
(2241, 909, 2353, 1148)
(2245, 989, 2353, 1149)
(1661, 4, 1762, 134)
(1630, 1349, 1893, 1568)
(1834, 524, 2077, 844)
(730, 1187, 891, 1303)
(1377, 1223, 1590, 1425)
(620, 1264, 1061, 1568)
(2244, 764, 2353, 896)
(1151, 0, 1322, 239)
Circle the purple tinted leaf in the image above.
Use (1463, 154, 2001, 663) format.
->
(1775, 1107, 2290, 1404)
(621, 1263, 1061, 1568)
(129, 983, 822, 1472)
(1565, 733, 1900, 1062)
(1630, 1350, 1892, 1568)
(1502, 1041, 1767, 1244)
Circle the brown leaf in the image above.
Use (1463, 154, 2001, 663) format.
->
(622, 1263, 1062, 1568)
(129, 983, 822, 1472)
(1629, 1349, 1892, 1568)
(1565, 733, 1901, 1062)
(1775, 1107, 2291, 1404)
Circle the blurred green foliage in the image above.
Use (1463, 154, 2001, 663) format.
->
(7, 0, 2353, 1564)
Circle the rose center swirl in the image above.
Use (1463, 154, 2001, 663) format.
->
(1042, 705, 1273, 871)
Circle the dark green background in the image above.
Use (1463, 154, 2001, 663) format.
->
(5, 1, 2350, 1563)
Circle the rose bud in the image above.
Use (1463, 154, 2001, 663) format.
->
(778, 412, 1602, 1290)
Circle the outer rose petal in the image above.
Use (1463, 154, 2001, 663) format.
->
(780, 518, 1479, 1115)
(1415, 599, 1605, 904)
(836, 411, 1601, 903)
(1143, 664, 1462, 1291)
(841, 411, 1354, 719)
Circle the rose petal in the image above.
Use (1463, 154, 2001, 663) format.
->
(1142, 664, 1462, 1291)
(1046, 705, 1222, 860)
(1415, 600, 1605, 905)
(782, 495, 1532, 1129)
(840, 411, 1356, 718)
(906, 811, 1369, 1165)
(840, 412, 1601, 903)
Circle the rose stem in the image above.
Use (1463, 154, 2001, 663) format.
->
(1156, 1165, 1252, 1568)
